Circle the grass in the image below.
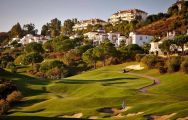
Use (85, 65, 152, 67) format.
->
(0, 62, 188, 119)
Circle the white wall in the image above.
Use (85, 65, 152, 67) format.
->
(129, 32, 153, 46)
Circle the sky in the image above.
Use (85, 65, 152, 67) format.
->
(0, 0, 177, 33)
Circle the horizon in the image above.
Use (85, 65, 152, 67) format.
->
(0, 0, 176, 33)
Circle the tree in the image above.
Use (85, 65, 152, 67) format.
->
(25, 42, 44, 53)
(76, 44, 93, 56)
(41, 24, 50, 36)
(23, 23, 38, 35)
(50, 18, 61, 37)
(159, 40, 173, 57)
(9, 23, 22, 38)
(142, 43, 151, 54)
(82, 48, 98, 69)
(95, 40, 117, 66)
(120, 44, 144, 60)
(23, 52, 44, 65)
(43, 40, 53, 52)
(52, 39, 75, 52)
(63, 49, 80, 66)
(62, 19, 75, 36)
(173, 35, 188, 55)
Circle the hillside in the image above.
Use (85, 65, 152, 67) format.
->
(136, 15, 188, 37)
(1, 62, 188, 119)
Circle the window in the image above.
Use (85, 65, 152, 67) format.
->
(140, 36, 143, 40)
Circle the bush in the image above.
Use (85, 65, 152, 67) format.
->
(0, 99, 9, 114)
(135, 54, 145, 62)
(23, 52, 44, 65)
(33, 63, 40, 72)
(181, 60, 188, 74)
(6, 62, 17, 73)
(159, 66, 167, 74)
(40, 60, 64, 73)
(14, 54, 25, 65)
(141, 55, 158, 69)
(167, 57, 181, 73)
(46, 67, 62, 79)
(6, 91, 22, 103)
(6, 62, 15, 69)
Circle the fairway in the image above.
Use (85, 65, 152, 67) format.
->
(1, 63, 188, 119)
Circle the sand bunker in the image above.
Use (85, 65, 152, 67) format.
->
(126, 112, 144, 117)
(152, 113, 176, 120)
(177, 116, 188, 120)
(112, 111, 144, 119)
(88, 116, 98, 119)
(63, 112, 83, 118)
(125, 64, 144, 70)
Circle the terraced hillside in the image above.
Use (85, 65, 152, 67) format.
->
(1, 62, 188, 120)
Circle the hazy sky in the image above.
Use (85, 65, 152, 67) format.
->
(0, 0, 176, 33)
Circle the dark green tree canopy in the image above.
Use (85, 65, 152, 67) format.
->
(23, 52, 44, 65)
(62, 19, 75, 36)
(25, 42, 44, 53)
(23, 23, 38, 35)
(9, 23, 23, 38)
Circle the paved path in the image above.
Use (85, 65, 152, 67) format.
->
(125, 72, 160, 93)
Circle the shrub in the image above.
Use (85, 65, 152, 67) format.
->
(6, 62, 17, 73)
(141, 55, 158, 69)
(167, 57, 181, 73)
(46, 67, 62, 79)
(135, 54, 145, 62)
(6, 91, 22, 103)
(0, 99, 9, 114)
(181, 60, 188, 74)
(0, 60, 7, 68)
(14, 54, 25, 65)
(40, 60, 64, 73)
(23, 52, 44, 65)
(33, 63, 40, 72)
(159, 66, 167, 74)
(6, 62, 15, 69)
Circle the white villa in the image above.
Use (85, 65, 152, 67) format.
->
(109, 9, 148, 24)
(11, 34, 50, 45)
(84, 29, 124, 46)
(128, 32, 153, 46)
(150, 30, 188, 55)
(73, 19, 107, 31)
(84, 30, 153, 47)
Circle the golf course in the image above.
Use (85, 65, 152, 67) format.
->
(1, 62, 188, 120)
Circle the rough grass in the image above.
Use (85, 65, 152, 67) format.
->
(1, 62, 188, 119)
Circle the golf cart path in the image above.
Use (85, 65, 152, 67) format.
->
(125, 72, 160, 93)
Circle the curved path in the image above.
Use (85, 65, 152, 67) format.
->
(125, 72, 160, 93)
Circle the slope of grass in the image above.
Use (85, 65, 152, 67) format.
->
(1, 62, 188, 119)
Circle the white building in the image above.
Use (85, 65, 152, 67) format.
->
(117, 35, 127, 46)
(128, 32, 153, 46)
(84, 29, 124, 46)
(149, 31, 176, 55)
(149, 41, 163, 55)
(109, 9, 147, 24)
(19, 34, 50, 45)
(73, 19, 107, 31)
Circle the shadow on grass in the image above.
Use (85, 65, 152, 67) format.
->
(59, 77, 138, 84)
(0, 116, 85, 120)
(13, 99, 47, 108)
(102, 81, 128, 86)
(0, 70, 49, 96)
